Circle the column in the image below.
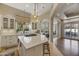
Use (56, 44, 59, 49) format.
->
(49, 17, 53, 42)
(60, 19, 64, 39)
(49, 4, 59, 42)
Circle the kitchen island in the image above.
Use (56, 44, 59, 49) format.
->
(18, 34, 48, 56)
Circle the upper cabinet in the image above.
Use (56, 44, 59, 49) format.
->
(2, 15, 15, 29)
(0, 15, 16, 35)
(32, 22, 37, 30)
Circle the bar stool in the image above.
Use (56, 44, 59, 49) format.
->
(43, 42, 50, 56)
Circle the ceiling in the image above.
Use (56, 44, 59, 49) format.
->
(4, 3, 53, 16)
(64, 3, 79, 17)
(55, 3, 79, 19)
(3, 3, 79, 20)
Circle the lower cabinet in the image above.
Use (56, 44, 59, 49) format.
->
(0, 35, 18, 48)
(19, 43, 43, 56)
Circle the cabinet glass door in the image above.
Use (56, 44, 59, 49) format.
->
(3, 18, 8, 29)
(10, 19, 14, 29)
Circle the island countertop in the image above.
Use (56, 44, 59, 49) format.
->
(18, 34, 48, 49)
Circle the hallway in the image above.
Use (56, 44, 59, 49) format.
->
(56, 39, 79, 56)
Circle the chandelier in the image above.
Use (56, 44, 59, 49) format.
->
(33, 3, 38, 20)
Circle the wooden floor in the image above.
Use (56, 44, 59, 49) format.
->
(49, 42, 63, 56)
(56, 39, 79, 56)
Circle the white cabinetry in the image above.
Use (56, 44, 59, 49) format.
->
(1, 36, 7, 47)
(0, 15, 18, 48)
(6, 36, 18, 47)
(1, 35, 18, 48)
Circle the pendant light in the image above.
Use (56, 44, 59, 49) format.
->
(33, 3, 38, 21)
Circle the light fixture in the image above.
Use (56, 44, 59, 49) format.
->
(33, 3, 38, 21)
(34, 15, 37, 18)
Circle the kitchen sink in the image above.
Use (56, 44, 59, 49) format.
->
(25, 34, 37, 37)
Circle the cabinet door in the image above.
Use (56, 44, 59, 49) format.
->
(10, 19, 14, 29)
(3, 18, 8, 29)
(1, 36, 7, 47)
(34, 44, 43, 56)
(3, 18, 15, 29)
(32, 22, 37, 30)
(7, 36, 18, 47)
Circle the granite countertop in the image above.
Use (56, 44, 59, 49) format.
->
(18, 34, 48, 49)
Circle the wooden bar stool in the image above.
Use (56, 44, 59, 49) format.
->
(43, 42, 50, 56)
